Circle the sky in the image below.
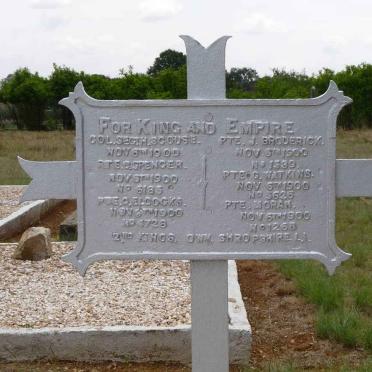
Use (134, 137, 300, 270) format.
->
(1, 0, 372, 79)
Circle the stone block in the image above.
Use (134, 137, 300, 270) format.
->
(13, 227, 52, 261)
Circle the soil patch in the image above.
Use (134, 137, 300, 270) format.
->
(40, 200, 77, 239)
(237, 260, 368, 370)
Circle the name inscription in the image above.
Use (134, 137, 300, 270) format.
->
(92, 114, 317, 246)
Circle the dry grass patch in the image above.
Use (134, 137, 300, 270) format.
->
(0, 130, 75, 184)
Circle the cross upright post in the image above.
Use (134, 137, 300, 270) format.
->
(181, 35, 231, 372)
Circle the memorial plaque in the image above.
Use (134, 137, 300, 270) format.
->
(31, 80, 349, 274)
(18, 36, 356, 276)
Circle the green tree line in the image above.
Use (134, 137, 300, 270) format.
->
(0, 49, 371, 130)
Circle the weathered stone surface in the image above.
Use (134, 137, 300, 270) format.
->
(54, 80, 352, 276)
(13, 227, 52, 261)
(0, 199, 61, 241)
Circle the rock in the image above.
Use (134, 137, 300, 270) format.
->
(13, 227, 52, 261)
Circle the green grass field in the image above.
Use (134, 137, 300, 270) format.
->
(0, 129, 372, 366)
(278, 129, 372, 355)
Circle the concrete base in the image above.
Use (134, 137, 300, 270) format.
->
(0, 261, 251, 365)
(0, 325, 249, 365)
(0, 199, 61, 241)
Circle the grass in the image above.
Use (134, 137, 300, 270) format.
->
(242, 362, 296, 372)
(0, 130, 75, 184)
(316, 308, 361, 347)
(278, 128, 372, 354)
(241, 358, 372, 371)
(337, 129, 372, 158)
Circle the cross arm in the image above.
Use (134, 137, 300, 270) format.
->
(336, 159, 372, 197)
(18, 157, 77, 202)
(17, 158, 372, 202)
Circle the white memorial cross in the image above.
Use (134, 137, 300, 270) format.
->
(18, 36, 372, 372)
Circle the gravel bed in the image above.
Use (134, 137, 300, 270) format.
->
(0, 185, 29, 219)
(0, 242, 191, 329)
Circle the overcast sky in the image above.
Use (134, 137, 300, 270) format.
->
(1, 0, 371, 79)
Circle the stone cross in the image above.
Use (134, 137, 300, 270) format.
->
(18, 36, 372, 372)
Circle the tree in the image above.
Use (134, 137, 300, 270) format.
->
(147, 49, 186, 75)
(333, 64, 372, 129)
(0, 68, 49, 130)
(81, 73, 112, 100)
(254, 69, 312, 99)
(226, 67, 258, 92)
(49, 64, 82, 130)
(148, 66, 187, 99)
(111, 68, 153, 100)
(313, 68, 335, 96)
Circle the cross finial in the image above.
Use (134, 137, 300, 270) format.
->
(180, 35, 231, 100)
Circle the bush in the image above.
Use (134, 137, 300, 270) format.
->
(0, 68, 49, 130)
(2, 59, 372, 130)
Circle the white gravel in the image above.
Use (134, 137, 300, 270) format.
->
(0, 242, 191, 329)
(0, 185, 29, 219)
(0, 187, 191, 328)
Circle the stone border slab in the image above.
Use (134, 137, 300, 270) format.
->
(0, 199, 61, 241)
(0, 261, 250, 365)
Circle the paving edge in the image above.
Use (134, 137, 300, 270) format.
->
(0, 198, 61, 240)
(0, 260, 251, 365)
